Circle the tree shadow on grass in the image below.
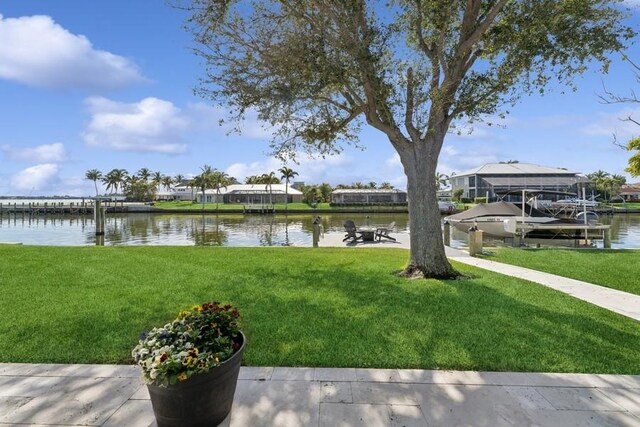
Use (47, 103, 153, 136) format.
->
(237, 263, 640, 374)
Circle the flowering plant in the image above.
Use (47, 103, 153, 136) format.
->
(132, 302, 242, 386)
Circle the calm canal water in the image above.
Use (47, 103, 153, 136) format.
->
(1, 211, 640, 249)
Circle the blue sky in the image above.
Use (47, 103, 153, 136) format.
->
(1, 1, 640, 196)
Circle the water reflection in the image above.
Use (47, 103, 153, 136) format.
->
(0, 211, 639, 248)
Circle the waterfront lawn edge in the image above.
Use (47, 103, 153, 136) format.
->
(1, 246, 639, 374)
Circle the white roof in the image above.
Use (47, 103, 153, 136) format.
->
(202, 184, 302, 195)
(455, 163, 579, 176)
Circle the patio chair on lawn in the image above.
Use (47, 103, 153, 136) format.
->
(375, 221, 396, 241)
(343, 219, 363, 243)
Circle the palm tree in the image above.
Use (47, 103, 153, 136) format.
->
(379, 182, 394, 189)
(137, 168, 151, 181)
(103, 169, 128, 195)
(367, 181, 377, 189)
(435, 172, 449, 191)
(245, 175, 262, 184)
(195, 165, 215, 209)
(318, 183, 333, 203)
(85, 169, 102, 197)
(211, 170, 232, 209)
(260, 172, 280, 206)
(161, 175, 174, 192)
(173, 174, 185, 186)
(606, 174, 627, 201)
(279, 166, 298, 210)
(151, 171, 164, 189)
(587, 170, 610, 199)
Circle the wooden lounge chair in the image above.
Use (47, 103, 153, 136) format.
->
(375, 222, 396, 241)
(343, 220, 363, 243)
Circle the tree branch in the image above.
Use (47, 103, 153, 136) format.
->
(404, 68, 421, 141)
(457, 0, 508, 57)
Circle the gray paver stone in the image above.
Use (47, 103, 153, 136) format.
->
(356, 369, 401, 383)
(238, 366, 273, 381)
(523, 408, 640, 427)
(102, 399, 156, 427)
(595, 388, 640, 416)
(536, 387, 628, 411)
(229, 379, 320, 427)
(388, 404, 429, 427)
(503, 386, 555, 410)
(413, 384, 534, 427)
(351, 382, 420, 405)
(271, 367, 315, 381)
(0, 377, 140, 425)
(319, 403, 389, 427)
(315, 367, 357, 382)
(0, 376, 67, 398)
(321, 381, 353, 403)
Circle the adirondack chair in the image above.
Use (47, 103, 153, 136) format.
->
(343, 219, 363, 242)
(375, 222, 396, 241)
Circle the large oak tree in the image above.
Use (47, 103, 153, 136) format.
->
(181, 0, 633, 278)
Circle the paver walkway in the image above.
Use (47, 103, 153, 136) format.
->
(1, 363, 639, 426)
(319, 232, 640, 322)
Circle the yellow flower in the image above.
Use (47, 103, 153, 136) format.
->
(177, 372, 188, 382)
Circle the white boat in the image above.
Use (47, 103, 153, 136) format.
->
(438, 200, 456, 213)
(444, 201, 572, 238)
(555, 198, 599, 208)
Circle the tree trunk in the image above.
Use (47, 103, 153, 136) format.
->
(396, 133, 459, 279)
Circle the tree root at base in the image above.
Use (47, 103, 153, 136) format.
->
(397, 263, 465, 280)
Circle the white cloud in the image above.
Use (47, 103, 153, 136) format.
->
(83, 97, 188, 154)
(225, 153, 359, 185)
(10, 163, 60, 191)
(581, 107, 640, 141)
(439, 142, 500, 175)
(0, 14, 145, 89)
(2, 142, 66, 162)
(186, 102, 276, 139)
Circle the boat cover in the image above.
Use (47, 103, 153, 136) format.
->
(445, 201, 523, 221)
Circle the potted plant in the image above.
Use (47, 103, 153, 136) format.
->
(132, 302, 245, 427)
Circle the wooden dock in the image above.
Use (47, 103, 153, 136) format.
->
(0, 201, 128, 216)
(243, 204, 275, 214)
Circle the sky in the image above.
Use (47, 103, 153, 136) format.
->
(1, 1, 640, 196)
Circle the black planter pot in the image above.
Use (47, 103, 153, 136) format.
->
(147, 332, 245, 427)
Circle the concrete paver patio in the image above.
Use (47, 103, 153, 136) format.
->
(1, 364, 639, 426)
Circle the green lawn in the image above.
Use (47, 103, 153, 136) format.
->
(611, 202, 640, 209)
(154, 201, 334, 210)
(479, 248, 640, 296)
(1, 246, 639, 374)
(153, 201, 408, 212)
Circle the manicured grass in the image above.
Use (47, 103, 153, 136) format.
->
(154, 201, 249, 210)
(154, 201, 335, 210)
(479, 248, 640, 296)
(1, 246, 639, 374)
(612, 202, 640, 209)
(153, 201, 407, 212)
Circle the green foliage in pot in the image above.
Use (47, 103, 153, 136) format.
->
(132, 302, 242, 386)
